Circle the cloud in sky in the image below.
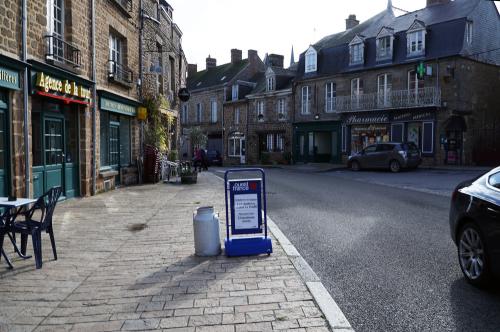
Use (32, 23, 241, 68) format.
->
(168, 0, 499, 70)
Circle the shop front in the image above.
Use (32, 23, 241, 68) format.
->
(0, 59, 22, 197)
(98, 91, 138, 190)
(343, 112, 390, 153)
(390, 110, 436, 157)
(30, 67, 92, 199)
(293, 121, 341, 163)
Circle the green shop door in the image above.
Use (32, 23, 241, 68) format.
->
(43, 117, 64, 194)
(0, 93, 9, 196)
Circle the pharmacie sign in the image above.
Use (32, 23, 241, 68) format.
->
(344, 112, 390, 125)
(34, 72, 91, 101)
(229, 179, 262, 234)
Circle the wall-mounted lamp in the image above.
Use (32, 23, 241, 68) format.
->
(314, 114, 320, 120)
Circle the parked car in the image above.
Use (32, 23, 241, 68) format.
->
(348, 142, 421, 172)
(206, 150, 222, 166)
(449, 166, 500, 286)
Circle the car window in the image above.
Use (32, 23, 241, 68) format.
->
(364, 145, 376, 153)
(401, 143, 419, 152)
(376, 144, 393, 152)
(488, 172, 500, 189)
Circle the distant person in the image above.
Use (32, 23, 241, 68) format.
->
(200, 148, 208, 171)
(194, 147, 202, 171)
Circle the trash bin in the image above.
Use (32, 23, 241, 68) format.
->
(193, 206, 221, 256)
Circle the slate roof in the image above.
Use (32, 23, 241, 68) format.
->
(296, 0, 484, 80)
(187, 59, 249, 91)
(250, 66, 296, 95)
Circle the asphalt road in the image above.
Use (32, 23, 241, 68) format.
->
(214, 168, 500, 332)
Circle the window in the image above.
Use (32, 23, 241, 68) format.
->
(277, 98, 286, 120)
(325, 82, 336, 113)
(301, 86, 311, 114)
(196, 103, 202, 123)
(267, 76, 275, 91)
(257, 101, 265, 121)
(266, 134, 274, 151)
(466, 21, 473, 46)
(377, 36, 392, 60)
(210, 100, 217, 123)
(169, 56, 175, 93)
(234, 108, 240, 125)
(228, 133, 244, 157)
(364, 145, 377, 154)
(488, 172, 500, 190)
(51, 0, 64, 59)
(100, 112, 131, 169)
(351, 78, 363, 108)
(232, 85, 238, 101)
(391, 123, 404, 143)
(408, 70, 424, 104)
(350, 43, 364, 65)
(341, 125, 347, 152)
(181, 104, 188, 124)
(422, 121, 434, 153)
(305, 47, 317, 73)
(407, 30, 425, 56)
(377, 74, 392, 107)
(156, 43, 163, 94)
(109, 33, 123, 65)
(276, 134, 284, 152)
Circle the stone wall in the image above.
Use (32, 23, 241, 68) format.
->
(0, 0, 21, 56)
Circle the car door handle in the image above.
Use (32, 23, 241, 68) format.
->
(487, 207, 500, 214)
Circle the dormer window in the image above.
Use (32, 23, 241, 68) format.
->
(267, 76, 275, 91)
(305, 46, 317, 73)
(376, 27, 394, 61)
(349, 35, 365, 66)
(407, 20, 426, 57)
(231, 84, 238, 101)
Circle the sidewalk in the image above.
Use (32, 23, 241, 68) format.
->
(0, 173, 339, 332)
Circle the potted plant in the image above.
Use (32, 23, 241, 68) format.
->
(180, 161, 198, 184)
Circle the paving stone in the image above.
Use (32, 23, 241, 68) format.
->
(235, 322, 273, 332)
(70, 320, 124, 332)
(219, 296, 248, 306)
(174, 308, 204, 316)
(122, 318, 160, 330)
(271, 320, 300, 330)
(159, 316, 189, 329)
(298, 318, 327, 328)
(222, 313, 246, 324)
(188, 314, 222, 326)
(248, 294, 286, 305)
(196, 325, 235, 332)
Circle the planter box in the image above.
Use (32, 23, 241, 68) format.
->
(181, 174, 197, 184)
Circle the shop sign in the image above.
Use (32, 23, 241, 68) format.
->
(0, 66, 20, 90)
(137, 107, 147, 120)
(100, 97, 137, 116)
(344, 112, 389, 125)
(34, 72, 91, 101)
(392, 111, 434, 122)
(351, 125, 389, 133)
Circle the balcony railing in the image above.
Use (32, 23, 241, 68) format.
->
(335, 87, 441, 113)
(111, 0, 132, 16)
(108, 60, 134, 87)
(44, 34, 81, 69)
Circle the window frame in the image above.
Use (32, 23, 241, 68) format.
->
(376, 35, 392, 60)
(351, 78, 363, 107)
(231, 85, 238, 101)
(196, 103, 202, 123)
(277, 98, 286, 120)
(257, 101, 265, 122)
(422, 121, 434, 154)
(377, 73, 392, 107)
(301, 86, 311, 114)
(407, 29, 426, 56)
(228, 134, 244, 157)
(305, 47, 317, 73)
(234, 107, 240, 125)
(349, 43, 364, 65)
(267, 76, 275, 91)
(181, 104, 188, 124)
(266, 133, 274, 151)
(210, 100, 217, 123)
(325, 82, 336, 113)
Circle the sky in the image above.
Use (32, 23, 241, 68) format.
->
(168, 0, 500, 70)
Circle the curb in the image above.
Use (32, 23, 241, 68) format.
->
(267, 217, 354, 332)
(213, 173, 354, 331)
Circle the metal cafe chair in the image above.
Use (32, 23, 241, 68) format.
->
(10, 186, 62, 269)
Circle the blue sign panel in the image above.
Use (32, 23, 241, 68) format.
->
(229, 179, 262, 235)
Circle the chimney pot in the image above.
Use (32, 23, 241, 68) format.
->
(247, 49, 259, 63)
(231, 49, 242, 63)
(206, 55, 216, 69)
(267, 54, 284, 68)
(345, 14, 359, 30)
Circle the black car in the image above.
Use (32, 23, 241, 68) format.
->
(206, 150, 222, 166)
(348, 142, 421, 172)
(449, 166, 500, 286)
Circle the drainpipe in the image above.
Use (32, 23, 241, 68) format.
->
(91, 0, 97, 195)
(22, 0, 29, 197)
(139, 0, 144, 176)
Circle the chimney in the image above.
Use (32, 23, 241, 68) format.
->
(267, 54, 284, 68)
(345, 14, 359, 30)
(206, 55, 216, 69)
(426, 0, 450, 6)
(231, 49, 242, 63)
(247, 49, 259, 64)
(187, 64, 197, 77)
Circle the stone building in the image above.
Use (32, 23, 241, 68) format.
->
(245, 54, 296, 165)
(141, 0, 187, 158)
(293, 0, 500, 166)
(181, 49, 264, 161)
(0, 0, 186, 200)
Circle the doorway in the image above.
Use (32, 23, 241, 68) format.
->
(0, 90, 10, 196)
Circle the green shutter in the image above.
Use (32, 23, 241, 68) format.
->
(120, 116, 131, 166)
(100, 111, 109, 167)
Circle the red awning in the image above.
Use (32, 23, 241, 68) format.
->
(34, 90, 90, 106)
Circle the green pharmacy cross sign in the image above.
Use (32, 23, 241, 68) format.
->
(416, 62, 426, 80)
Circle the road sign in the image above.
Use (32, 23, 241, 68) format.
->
(224, 169, 272, 256)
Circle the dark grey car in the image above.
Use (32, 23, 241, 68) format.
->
(348, 142, 422, 172)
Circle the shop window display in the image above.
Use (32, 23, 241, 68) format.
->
(350, 125, 390, 152)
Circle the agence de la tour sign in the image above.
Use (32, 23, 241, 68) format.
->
(34, 72, 91, 102)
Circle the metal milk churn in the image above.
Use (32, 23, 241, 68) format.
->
(193, 206, 221, 256)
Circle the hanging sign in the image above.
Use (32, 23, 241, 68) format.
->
(178, 88, 190, 102)
(229, 179, 262, 234)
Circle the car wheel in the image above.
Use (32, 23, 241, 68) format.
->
(458, 223, 492, 286)
(351, 161, 360, 171)
(389, 160, 401, 173)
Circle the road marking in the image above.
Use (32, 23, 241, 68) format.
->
(213, 172, 354, 331)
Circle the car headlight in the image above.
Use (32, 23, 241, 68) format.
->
(398, 151, 407, 158)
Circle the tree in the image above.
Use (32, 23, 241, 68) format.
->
(189, 126, 207, 149)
